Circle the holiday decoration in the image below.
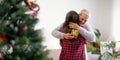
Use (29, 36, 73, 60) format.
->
(71, 29, 79, 39)
(20, 24, 27, 31)
(31, 6, 40, 17)
(0, 0, 52, 60)
(25, 0, 36, 10)
(0, 44, 13, 59)
(0, 34, 8, 43)
(0, 44, 13, 55)
(25, 0, 40, 17)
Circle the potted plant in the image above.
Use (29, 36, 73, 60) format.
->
(86, 29, 101, 54)
(99, 41, 120, 60)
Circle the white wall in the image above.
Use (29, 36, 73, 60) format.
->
(35, 0, 113, 49)
(112, 0, 120, 41)
(95, 0, 113, 41)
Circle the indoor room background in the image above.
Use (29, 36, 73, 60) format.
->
(35, 0, 120, 60)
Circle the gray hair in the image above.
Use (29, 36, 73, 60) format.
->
(79, 9, 90, 17)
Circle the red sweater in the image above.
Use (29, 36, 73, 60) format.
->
(59, 28, 86, 60)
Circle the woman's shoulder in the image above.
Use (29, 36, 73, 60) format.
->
(82, 22, 92, 30)
(82, 22, 89, 27)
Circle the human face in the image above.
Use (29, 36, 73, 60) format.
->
(79, 14, 88, 25)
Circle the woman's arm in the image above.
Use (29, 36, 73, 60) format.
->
(51, 24, 74, 39)
(78, 22, 96, 42)
(51, 24, 64, 39)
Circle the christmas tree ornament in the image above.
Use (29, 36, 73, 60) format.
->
(71, 29, 79, 39)
(0, 34, 8, 43)
(0, 44, 13, 56)
(31, 6, 40, 17)
(25, 0, 36, 10)
(20, 24, 27, 31)
(24, 0, 40, 18)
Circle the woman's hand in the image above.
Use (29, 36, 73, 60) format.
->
(69, 22, 79, 30)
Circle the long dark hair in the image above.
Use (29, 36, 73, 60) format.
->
(63, 10, 80, 33)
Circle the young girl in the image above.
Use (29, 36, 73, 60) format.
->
(52, 10, 95, 60)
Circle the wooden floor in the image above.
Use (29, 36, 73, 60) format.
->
(48, 49, 61, 60)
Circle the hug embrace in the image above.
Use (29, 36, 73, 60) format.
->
(52, 9, 96, 60)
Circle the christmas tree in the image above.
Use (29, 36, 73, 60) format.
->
(0, 0, 52, 60)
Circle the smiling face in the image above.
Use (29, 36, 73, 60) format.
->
(79, 13, 88, 25)
(79, 9, 89, 25)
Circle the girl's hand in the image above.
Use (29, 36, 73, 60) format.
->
(69, 22, 79, 30)
(63, 33, 74, 39)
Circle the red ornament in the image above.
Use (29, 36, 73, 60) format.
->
(24, 0, 40, 18)
(21, 24, 27, 31)
(31, 6, 40, 18)
(24, 0, 36, 10)
(0, 34, 8, 43)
